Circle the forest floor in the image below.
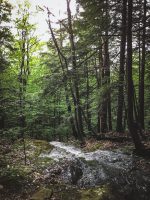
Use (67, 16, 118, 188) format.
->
(0, 134, 150, 200)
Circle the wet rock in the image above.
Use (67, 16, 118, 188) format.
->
(40, 142, 131, 188)
(70, 160, 83, 184)
(30, 188, 53, 200)
(39, 141, 150, 200)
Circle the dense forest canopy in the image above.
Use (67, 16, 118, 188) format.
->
(0, 0, 150, 152)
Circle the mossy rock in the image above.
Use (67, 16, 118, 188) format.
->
(12, 139, 53, 160)
(46, 183, 124, 200)
(31, 140, 53, 154)
(30, 188, 53, 200)
(27, 139, 54, 163)
(79, 185, 125, 200)
(79, 186, 107, 200)
(50, 184, 80, 200)
(32, 140, 51, 149)
(79, 157, 99, 167)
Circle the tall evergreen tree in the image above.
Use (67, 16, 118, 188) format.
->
(127, 0, 143, 151)
(116, 0, 127, 132)
(139, 0, 147, 130)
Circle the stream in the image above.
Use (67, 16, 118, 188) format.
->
(40, 141, 150, 200)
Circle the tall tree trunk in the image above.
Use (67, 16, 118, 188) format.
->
(19, 28, 27, 165)
(107, 94, 112, 131)
(139, 0, 146, 130)
(53, 95, 56, 140)
(127, 0, 143, 151)
(66, 0, 84, 142)
(85, 63, 92, 133)
(97, 47, 103, 133)
(101, 0, 112, 132)
(116, 0, 127, 132)
(101, 39, 108, 133)
(65, 89, 78, 139)
(47, 10, 79, 140)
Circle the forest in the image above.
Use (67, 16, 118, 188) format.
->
(0, 0, 150, 199)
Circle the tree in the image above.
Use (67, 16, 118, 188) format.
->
(139, 0, 147, 130)
(14, 0, 38, 163)
(66, 0, 84, 141)
(116, 0, 127, 132)
(127, 0, 143, 151)
(0, 0, 13, 130)
(45, 1, 86, 142)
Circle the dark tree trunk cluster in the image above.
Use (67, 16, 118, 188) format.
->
(45, 0, 149, 151)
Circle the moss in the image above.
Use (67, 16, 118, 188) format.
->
(31, 139, 53, 156)
(12, 139, 53, 157)
(35, 157, 54, 169)
(80, 188, 102, 200)
(32, 140, 52, 150)
(19, 165, 33, 175)
(90, 143, 102, 151)
(25, 140, 54, 169)
(0, 139, 54, 187)
(30, 188, 53, 200)
(79, 185, 124, 200)
(49, 184, 80, 200)
(45, 183, 125, 200)
(79, 186, 106, 200)
(79, 157, 99, 167)
(85, 143, 102, 152)
(84, 159, 99, 167)
(120, 145, 134, 154)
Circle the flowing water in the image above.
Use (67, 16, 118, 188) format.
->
(41, 141, 131, 166)
(40, 141, 150, 199)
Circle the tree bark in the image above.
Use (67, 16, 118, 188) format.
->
(139, 0, 146, 130)
(97, 47, 103, 133)
(127, 0, 143, 151)
(116, 0, 127, 133)
(100, 38, 108, 133)
(85, 63, 92, 133)
(100, 0, 111, 133)
(66, 0, 84, 142)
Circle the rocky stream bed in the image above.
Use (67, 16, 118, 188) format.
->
(0, 140, 150, 200)
(37, 141, 150, 200)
